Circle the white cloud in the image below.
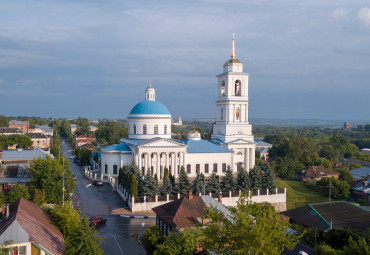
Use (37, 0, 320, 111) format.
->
(358, 7, 370, 26)
(331, 8, 348, 19)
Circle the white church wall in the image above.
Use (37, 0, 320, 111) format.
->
(185, 153, 232, 177)
(128, 118, 171, 139)
(101, 152, 133, 177)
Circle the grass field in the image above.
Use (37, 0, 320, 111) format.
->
(276, 179, 330, 210)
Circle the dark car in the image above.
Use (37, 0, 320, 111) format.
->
(89, 216, 107, 226)
(93, 179, 103, 186)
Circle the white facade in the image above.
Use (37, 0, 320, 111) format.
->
(101, 35, 256, 179)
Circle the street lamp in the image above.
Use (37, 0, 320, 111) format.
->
(61, 149, 73, 206)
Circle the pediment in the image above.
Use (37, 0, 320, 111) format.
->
(227, 139, 254, 145)
(140, 139, 187, 148)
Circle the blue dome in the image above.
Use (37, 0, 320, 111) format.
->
(129, 100, 171, 115)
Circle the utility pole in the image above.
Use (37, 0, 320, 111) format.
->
(62, 155, 65, 206)
(328, 181, 332, 202)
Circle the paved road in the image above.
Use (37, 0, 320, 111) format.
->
(61, 139, 155, 255)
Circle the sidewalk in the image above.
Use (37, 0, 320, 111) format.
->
(111, 207, 156, 219)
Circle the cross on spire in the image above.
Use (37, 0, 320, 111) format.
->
(231, 33, 235, 59)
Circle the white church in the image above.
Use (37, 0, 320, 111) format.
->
(101, 35, 256, 179)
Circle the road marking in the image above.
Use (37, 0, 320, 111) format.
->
(86, 184, 91, 188)
(113, 234, 124, 255)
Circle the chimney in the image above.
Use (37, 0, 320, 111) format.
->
(1, 205, 4, 219)
(5, 204, 9, 219)
(188, 189, 193, 200)
(218, 192, 222, 203)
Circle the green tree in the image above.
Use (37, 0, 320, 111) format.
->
(65, 214, 103, 255)
(249, 166, 263, 190)
(93, 153, 99, 164)
(143, 170, 158, 197)
(205, 172, 220, 194)
(76, 117, 90, 135)
(317, 177, 350, 199)
(154, 229, 198, 255)
(49, 204, 81, 238)
(118, 166, 127, 186)
(348, 163, 362, 170)
(50, 133, 61, 157)
(79, 148, 92, 165)
(192, 172, 205, 195)
(131, 175, 138, 197)
(343, 237, 369, 255)
(31, 156, 74, 203)
(0, 192, 5, 206)
(262, 165, 276, 193)
(221, 166, 235, 192)
(199, 193, 300, 255)
(33, 189, 46, 206)
(161, 174, 173, 195)
(336, 167, 354, 182)
(236, 167, 250, 191)
(177, 166, 191, 195)
(316, 244, 337, 255)
(6, 184, 30, 203)
(0, 115, 8, 127)
(143, 225, 164, 250)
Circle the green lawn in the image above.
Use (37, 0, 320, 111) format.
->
(276, 179, 330, 210)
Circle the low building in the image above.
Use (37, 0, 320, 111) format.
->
(0, 164, 31, 192)
(1, 148, 54, 165)
(281, 201, 370, 232)
(9, 120, 29, 133)
(26, 133, 51, 150)
(255, 141, 272, 160)
(28, 125, 53, 137)
(350, 167, 370, 180)
(349, 177, 370, 203)
(0, 198, 65, 254)
(152, 191, 230, 236)
(89, 125, 98, 133)
(172, 117, 182, 126)
(75, 135, 96, 147)
(296, 166, 339, 182)
(0, 127, 24, 136)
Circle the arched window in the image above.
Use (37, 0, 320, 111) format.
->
(164, 125, 167, 134)
(133, 124, 137, 134)
(143, 125, 147, 134)
(221, 81, 225, 97)
(235, 80, 241, 96)
(220, 107, 223, 121)
(154, 125, 158, 134)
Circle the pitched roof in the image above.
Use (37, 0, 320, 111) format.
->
(282, 201, 370, 232)
(256, 141, 273, 147)
(299, 166, 339, 180)
(0, 198, 65, 254)
(0, 127, 24, 134)
(182, 139, 232, 153)
(26, 133, 48, 139)
(101, 143, 132, 152)
(350, 167, 370, 180)
(9, 120, 29, 125)
(1, 148, 54, 161)
(36, 125, 53, 133)
(152, 195, 230, 230)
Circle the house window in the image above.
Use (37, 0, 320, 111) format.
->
(222, 163, 227, 172)
(186, 164, 191, 173)
(113, 165, 118, 175)
(213, 163, 218, 173)
(37, 140, 40, 144)
(105, 164, 108, 174)
(205, 164, 209, 173)
(154, 125, 158, 134)
(196, 164, 200, 173)
(143, 125, 147, 134)
(133, 124, 137, 134)
(164, 125, 167, 134)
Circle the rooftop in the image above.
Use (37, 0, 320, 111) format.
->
(101, 143, 132, 152)
(1, 148, 54, 161)
(0, 127, 24, 134)
(282, 201, 370, 232)
(26, 133, 48, 139)
(351, 167, 370, 180)
(182, 139, 232, 154)
(128, 100, 171, 116)
(0, 198, 65, 254)
(9, 120, 29, 125)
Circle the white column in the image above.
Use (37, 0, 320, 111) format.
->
(138, 153, 142, 170)
(174, 152, 178, 179)
(148, 153, 152, 175)
(245, 148, 249, 172)
(179, 152, 183, 169)
(165, 152, 169, 170)
(251, 147, 255, 169)
(183, 152, 186, 168)
(144, 153, 148, 174)
(249, 148, 253, 170)
(135, 153, 139, 167)
(156, 152, 160, 178)
(245, 103, 248, 123)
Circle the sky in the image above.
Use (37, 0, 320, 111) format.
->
(0, 0, 369, 121)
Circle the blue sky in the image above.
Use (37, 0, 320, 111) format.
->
(0, 1, 369, 120)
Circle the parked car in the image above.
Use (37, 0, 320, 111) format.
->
(89, 216, 107, 226)
(72, 175, 77, 180)
(93, 179, 103, 186)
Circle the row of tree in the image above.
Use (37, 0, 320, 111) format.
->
(118, 162, 277, 198)
(0, 134, 33, 149)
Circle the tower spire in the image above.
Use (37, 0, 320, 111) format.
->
(231, 33, 235, 59)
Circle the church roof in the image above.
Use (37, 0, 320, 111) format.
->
(128, 100, 171, 116)
(223, 58, 241, 66)
(101, 143, 131, 152)
(182, 139, 232, 154)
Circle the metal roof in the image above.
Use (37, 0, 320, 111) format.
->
(256, 141, 273, 147)
(1, 148, 54, 161)
(0, 127, 24, 134)
(350, 167, 370, 179)
(182, 139, 232, 154)
(128, 100, 171, 116)
(36, 125, 53, 132)
(9, 120, 29, 125)
(101, 143, 132, 152)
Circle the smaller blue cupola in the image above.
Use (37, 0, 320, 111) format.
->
(145, 83, 155, 101)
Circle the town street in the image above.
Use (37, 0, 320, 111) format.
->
(61, 139, 155, 255)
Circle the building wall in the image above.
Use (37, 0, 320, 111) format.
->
(31, 137, 51, 149)
(9, 124, 28, 133)
(185, 153, 232, 177)
(101, 152, 133, 176)
(128, 118, 172, 139)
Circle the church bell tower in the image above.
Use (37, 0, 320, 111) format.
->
(211, 34, 255, 171)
